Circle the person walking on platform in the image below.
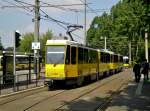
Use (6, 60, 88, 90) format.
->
(133, 60, 141, 83)
(141, 59, 149, 80)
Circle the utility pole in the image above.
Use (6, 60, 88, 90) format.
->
(13, 31, 16, 91)
(84, 0, 87, 45)
(145, 29, 149, 62)
(129, 41, 132, 65)
(34, 0, 40, 77)
(104, 36, 107, 50)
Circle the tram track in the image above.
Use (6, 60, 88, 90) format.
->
(95, 70, 132, 111)
(95, 81, 128, 111)
(0, 86, 67, 107)
(0, 86, 46, 105)
(23, 72, 129, 111)
(55, 74, 129, 111)
(54, 77, 121, 111)
(23, 90, 67, 111)
(0, 70, 132, 111)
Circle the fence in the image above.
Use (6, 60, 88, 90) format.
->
(0, 72, 45, 95)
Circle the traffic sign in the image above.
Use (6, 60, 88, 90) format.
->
(32, 42, 40, 50)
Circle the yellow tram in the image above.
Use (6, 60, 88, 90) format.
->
(123, 56, 129, 68)
(45, 40, 123, 88)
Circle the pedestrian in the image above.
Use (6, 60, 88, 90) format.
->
(141, 58, 149, 80)
(133, 60, 141, 82)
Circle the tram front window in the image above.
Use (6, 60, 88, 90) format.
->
(46, 46, 65, 64)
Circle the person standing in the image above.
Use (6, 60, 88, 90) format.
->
(133, 61, 141, 82)
(141, 59, 149, 80)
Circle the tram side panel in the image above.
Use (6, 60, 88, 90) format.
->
(65, 46, 78, 85)
(77, 47, 99, 84)
(88, 50, 99, 80)
(99, 51, 110, 76)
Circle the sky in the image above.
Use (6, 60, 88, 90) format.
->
(0, 0, 120, 48)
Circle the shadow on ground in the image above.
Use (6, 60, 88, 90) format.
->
(56, 80, 150, 111)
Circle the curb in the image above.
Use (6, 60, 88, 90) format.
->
(0, 85, 47, 105)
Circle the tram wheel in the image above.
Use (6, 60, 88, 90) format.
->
(76, 77, 84, 86)
(96, 73, 99, 81)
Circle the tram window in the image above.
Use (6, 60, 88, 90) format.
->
(120, 56, 123, 62)
(104, 53, 106, 63)
(107, 54, 110, 63)
(65, 45, 70, 64)
(118, 56, 120, 62)
(111, 55, 114, 63)
(106, 53, 108, 63)
(47, 46, 65, 64)
(114, 55, 118, 63)
(103, 53, 105, 63)
(114, 55, 116, 63)
(93, 51, 97, 63)
(71, 47, 76, 64)
(89, 50, 92, 63)
(90, 51, 93, 63)
(78, 47, 83, 64)
(117, 56, 118, 62)
(84, 49, 88, 63)
(105, 53, 107, 63)
(100, 52, 104, 63)
(89, 50, 96, 63)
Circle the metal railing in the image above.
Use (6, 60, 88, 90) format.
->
(0, 72, 45, 95)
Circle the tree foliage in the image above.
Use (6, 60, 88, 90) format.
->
(87, 0, 150, 61)
(40, 30, 53, 63)
(18, 32, 34, 53)
(18, 30, 53, 63)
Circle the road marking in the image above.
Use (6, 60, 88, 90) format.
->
(135, 74, 144, 96)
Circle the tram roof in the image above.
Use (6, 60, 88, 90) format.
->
(46, 40, 98, 51)
(100, 49, 123, 56)
(123, 56, 129, 59)
(46, 40, 80, 46)
(100, 49, 115, 54)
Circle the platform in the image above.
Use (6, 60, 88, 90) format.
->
(105, 74, 150, 111)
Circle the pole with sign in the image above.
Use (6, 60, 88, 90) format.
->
(13, 30, 21, 91)
(32, 42, 40, 77)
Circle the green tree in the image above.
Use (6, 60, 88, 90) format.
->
(40, 29, 53, 63)
(18, 32, 34, 53)
(87, 0, 148, 61)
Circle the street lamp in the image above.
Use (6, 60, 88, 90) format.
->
(145, 29, 148, 62)
(100, 36, 107, 50)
